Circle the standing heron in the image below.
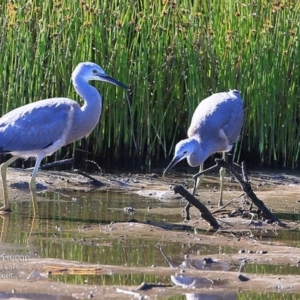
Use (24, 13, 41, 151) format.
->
(0, 62, 128, 215)
(163, 90, 244, 209)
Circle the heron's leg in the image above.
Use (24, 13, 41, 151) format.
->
(0, 156, 19, 212)
(27, 215, 38, 246)
(192, 163, 220, 195)
(218, 152, 228, 206)
(195, 163, 204, 191)
(0, 214, 10, 241)
(29, 154, 44, 216)
(184, 164, 204, 221)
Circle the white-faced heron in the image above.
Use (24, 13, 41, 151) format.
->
(0, 62, 128, 215)
(163, 90, 244, 207)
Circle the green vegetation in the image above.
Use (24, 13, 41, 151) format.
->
(0, 0, 299, 168)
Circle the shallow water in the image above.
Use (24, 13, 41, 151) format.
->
(1, 192, 236, 268)
(1, 170, 300, 298)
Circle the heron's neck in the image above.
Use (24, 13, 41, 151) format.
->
(186, 137, 210, 167)
(73, 76, 102, 123)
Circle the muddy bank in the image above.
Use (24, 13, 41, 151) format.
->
(0, 167, 300, 299)
(3, 167, 300, 205)
(0, 221, 300, 298)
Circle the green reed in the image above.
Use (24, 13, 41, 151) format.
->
(0, 0, 299, 168)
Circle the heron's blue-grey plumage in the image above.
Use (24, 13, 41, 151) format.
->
(187, 90, 244, 166)
(163, 89, 244, 208)
(0, 99, 80, 154)
(0, 61, 128, 215)
(164, 89, 244, 172)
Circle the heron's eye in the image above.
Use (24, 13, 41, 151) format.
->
(183, 151, 187, 155)
(92, 69, 97, 74)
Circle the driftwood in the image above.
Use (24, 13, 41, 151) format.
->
(215, 160, 279, 223)
(176, 160, 281, 225)
(27, 158, 105, 187)
(191, 159, 280, 224)
(31, 158, 74, 170)
(73, 169, 105, 186)
(173, 185, 220, 230)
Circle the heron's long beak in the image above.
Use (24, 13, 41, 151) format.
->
(100, 74, 128, 89)
(163, 154, 185, 177)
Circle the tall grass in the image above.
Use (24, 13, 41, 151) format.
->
(0, 0, 299, 169)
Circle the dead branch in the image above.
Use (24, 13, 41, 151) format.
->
(173, 185, 220, 230)
(73, 169, 105, 187)
(34, 158, 74, 170)
(214, 159, 282, 224)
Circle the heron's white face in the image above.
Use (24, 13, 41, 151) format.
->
(163, 139, 195, 176)
(72, 62, 128, 89)
(174, 139, 194, 161)
(84, 63, 106, 81)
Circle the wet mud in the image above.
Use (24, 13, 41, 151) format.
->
(0, 167, 300, 299)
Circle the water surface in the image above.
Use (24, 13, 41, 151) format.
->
(0, 170, 300, 298)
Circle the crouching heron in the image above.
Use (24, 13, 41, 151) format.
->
(163, 90, 244, 210)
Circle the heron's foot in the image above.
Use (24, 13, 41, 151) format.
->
(183, 211, 191, 222)
(184, 217, 190, 223)
(0, 205, 12, 214)
(218, 191, 223, 206)
(183, 203, 191, 221)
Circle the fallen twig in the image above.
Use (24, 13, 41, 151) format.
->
(173, 185, 220, 230)
(211, 192, 244, 214)
(32, 158, 74, 170)
(73, 169, 105, 187)
(214, 159, 282, 224)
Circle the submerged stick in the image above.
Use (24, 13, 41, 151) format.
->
(73, 169, 105, 187)
(173, 185, 220, 229)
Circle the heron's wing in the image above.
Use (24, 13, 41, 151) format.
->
(188, 92, 244, 148)
(0, 98, 80, 153)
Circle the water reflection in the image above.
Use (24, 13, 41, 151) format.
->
(171, 274, 213, 288)
(246, 263, 300, 276)
(51, 273, 170, 286)
(32, 233, 230, 268)
(37, 189, 185, 223)
(0, 291, 73, 300)
(169, 292, 237, 300)
(183, 293, 237, 300)
(1, 190, 300, 264)
(0, 188, 300, 290)
(0, 209, 225, 268)
(168, 292, 300, 300)
(160, 247, 232, 271)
